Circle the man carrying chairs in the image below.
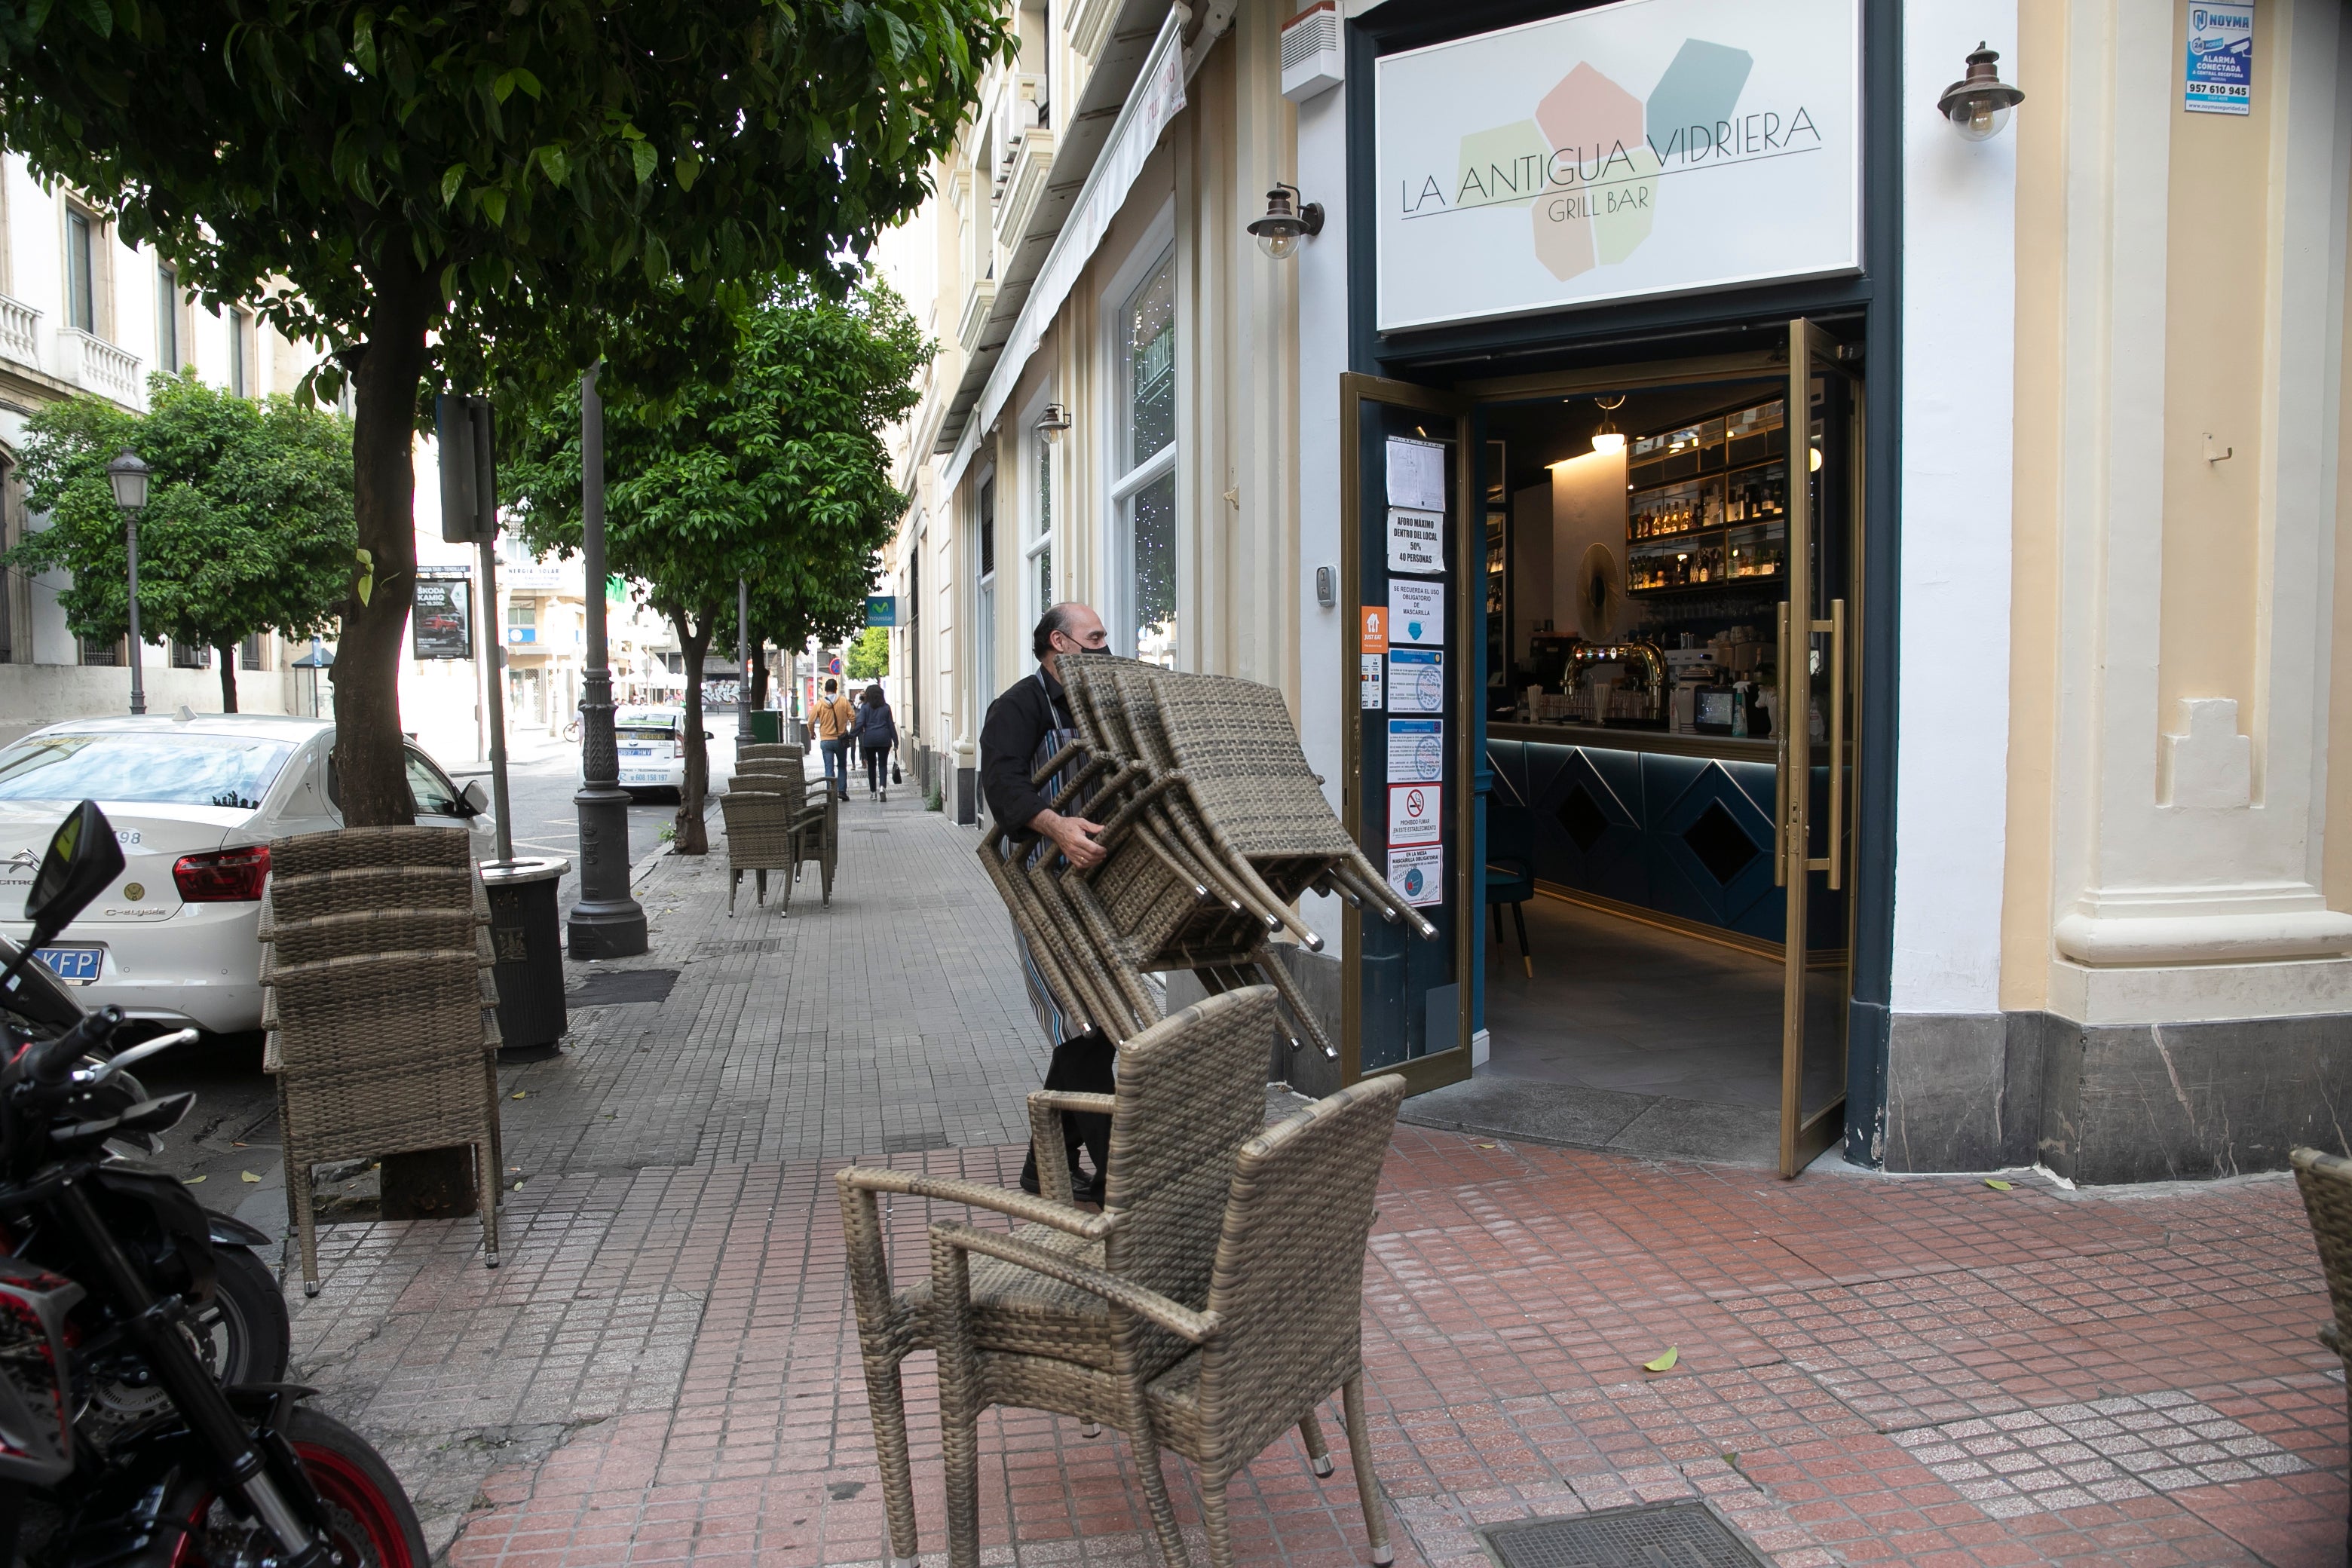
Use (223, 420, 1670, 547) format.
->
(979, 602, 1115, 1202)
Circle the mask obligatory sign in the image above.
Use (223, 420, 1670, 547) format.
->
(1374, 0, 1860, 332)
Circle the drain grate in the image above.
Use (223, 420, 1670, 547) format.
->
(1480, 1502, 1771, 1568)
(565, 968, 680, 1007)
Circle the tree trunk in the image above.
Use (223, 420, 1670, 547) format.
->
(332, 256, 433, 827)
(672, 606, 715, 855)
(748, 637, 770, 713)
(217, 645, 237, 712)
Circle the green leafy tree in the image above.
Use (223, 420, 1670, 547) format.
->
(735, 556, 878, 712)
(846, 625, 891, 681)
(6, 377, 355, 710)
(0, 0, 1007, 825)
(504, 277, 926, 851)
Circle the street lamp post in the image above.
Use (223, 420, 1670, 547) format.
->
(565, 362, 648, 959)
(106, 449, 150, 715)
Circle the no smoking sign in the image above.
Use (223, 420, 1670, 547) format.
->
(1387, 782, 1441, 846)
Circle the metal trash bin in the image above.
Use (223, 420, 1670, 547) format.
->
(480, 857, 570, 1059)
(749, 709, 782, 744)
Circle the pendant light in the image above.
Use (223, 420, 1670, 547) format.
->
(1588, 394, 1627, 456)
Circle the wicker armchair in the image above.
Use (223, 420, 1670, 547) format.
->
(737, 742, 805, 765)
(835, 987, 1282, 1568)
(2291, 1145, 2352, 1559)
(262, 828, 503, 1296)
(721, 787, 804, 914)
(931, 1072, 1407, 1568)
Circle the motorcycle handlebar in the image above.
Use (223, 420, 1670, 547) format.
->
(26, 1005, 121, 1086)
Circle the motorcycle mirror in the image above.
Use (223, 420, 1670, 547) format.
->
(23, 801, 124, 948)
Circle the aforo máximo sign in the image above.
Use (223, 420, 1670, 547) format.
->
(1374, 0, 1860, 332)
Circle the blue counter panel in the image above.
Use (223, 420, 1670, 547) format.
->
(1487, 737, 1845, 950)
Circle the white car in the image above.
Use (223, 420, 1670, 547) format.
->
(0, 715, 496, 1036)
(594, 706, 706, 798)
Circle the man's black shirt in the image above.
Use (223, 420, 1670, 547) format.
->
(979, 666, 1074, 831)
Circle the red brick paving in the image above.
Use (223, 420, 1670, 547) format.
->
(423, 1125, 2343, 1568)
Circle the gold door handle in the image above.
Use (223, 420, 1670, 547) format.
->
(1774, 601, 1789, 887)
(1818, 599, 1845, 890)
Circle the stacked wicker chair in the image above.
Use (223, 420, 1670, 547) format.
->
(978, 654, 1436, 1063)
(929, 1070, 1410, 1568)
(836, 988, 1282, 1568)
(259, 826, 503, 1296)
(722, 761, 837, 913)
(2291, 1145, 2352, 1559)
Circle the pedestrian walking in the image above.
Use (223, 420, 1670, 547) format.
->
(855, 683, 897, 801)
(813, 677, 857, 801)
(979, 602, 1116, 1200)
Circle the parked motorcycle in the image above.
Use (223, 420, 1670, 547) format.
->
(2, 801, 424, 1568)
(0, 839, 290, 1418)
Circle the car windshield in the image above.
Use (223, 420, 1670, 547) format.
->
(0, 733, 296, 810)
(616, 712, 678, 736)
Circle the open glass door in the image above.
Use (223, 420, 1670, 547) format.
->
(1776, 320, 1860, 1175)
(1340, 372, 1475, 1094)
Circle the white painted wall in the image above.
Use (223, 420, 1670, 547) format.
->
(1294, 71, 1350, 947)
(1887, 0, 2020, 1016)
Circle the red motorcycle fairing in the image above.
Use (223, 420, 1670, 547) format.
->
(0, 1254, 84, 1486)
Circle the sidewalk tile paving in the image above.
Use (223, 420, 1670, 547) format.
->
(260, 787, 2344, 1568)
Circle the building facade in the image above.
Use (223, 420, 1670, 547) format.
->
(880, 0, 2352, 1184)
(0, 152, 318, 746)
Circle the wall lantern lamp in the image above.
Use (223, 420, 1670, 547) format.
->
(1587, 395, 1627, 457)
(1938, 42, 2023, 142)
(1248, 183, 1324, 260)
(1036, 402, 1072, 438)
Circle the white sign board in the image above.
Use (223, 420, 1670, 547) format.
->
(1388, 648, 1445, 712)
(1388, 719, 1444, 781)
(1360, 653, 1386, 709)
(1389, 782, 1442, 846)
(1374, 0, 1861, 331)
(1389, 580, 1444, 645)
(1388, 845, 1445, 908)
(1387, 510, 1444, 575)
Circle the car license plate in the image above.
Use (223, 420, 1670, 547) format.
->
(620, 746, 654, 757)
(32, 945, 103, 985)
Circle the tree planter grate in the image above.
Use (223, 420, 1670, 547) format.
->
(1478, 1502, 1772, 1568)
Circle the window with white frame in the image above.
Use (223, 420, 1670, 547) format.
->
(155, 262, 181, 374)
(64, 207, 97, 335)
(1112, 249, 1176, 667)
(228, 307, 250, 397)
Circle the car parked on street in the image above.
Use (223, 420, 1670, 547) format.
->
(579, 705, 709, 799)
(0, 715, 495, 1036)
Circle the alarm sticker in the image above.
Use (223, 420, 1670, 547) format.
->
(1387, 845, 1444, 908)
(1389, 580, 1444, 645)
(1387, 648, 1444, 713)
(1388, 782, 1441, 846)
(1387, 719, 1443, 782)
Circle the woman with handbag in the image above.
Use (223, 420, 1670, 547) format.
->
(854, 684, 898, 802)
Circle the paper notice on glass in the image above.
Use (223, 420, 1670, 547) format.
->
(1386, 509, 1444, 575)
(1388, 719, 1443, 782)
(1386, 436, 1447, 512)
(1360, 653, 1385, 709)
(1389, 579, 1444, 645)
(1387, 648, 1444, 712)
(1388, 782, 1441, 847)
(1387, 844, 1444, 908)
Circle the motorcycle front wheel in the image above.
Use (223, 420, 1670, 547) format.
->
(173, 1408, 426, 1568)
